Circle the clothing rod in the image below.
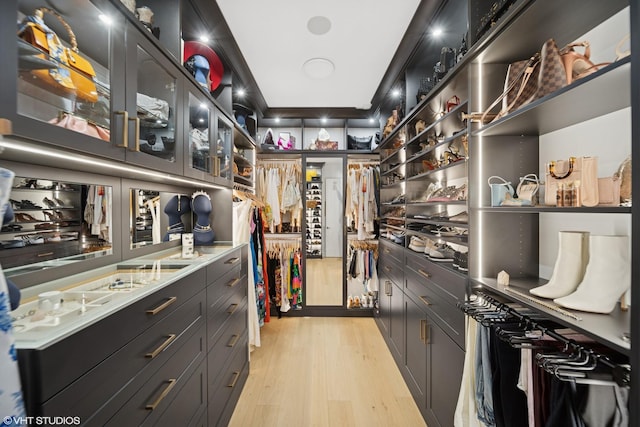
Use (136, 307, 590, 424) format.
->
(468, 291, 630, 385)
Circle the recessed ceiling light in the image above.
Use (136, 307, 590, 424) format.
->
(321, 117, 328, 124)
(275, 117, 281, 123)
(200, 103, 207, 109)
(369, 118, 375, 123)
(392, 89, 401, 98)
(432, 28, 443, 37)
(199, 35, 210, 43)
(303, 58, 335, 79)
(307, 16, 332, 35)
(236, 88, 246, 97)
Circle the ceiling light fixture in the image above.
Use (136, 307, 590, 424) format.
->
(274, 117, 281, 123)
(200, 103, 207, 109)
(321, 117, 328, 124)
(307, 16, 332, 35)
(369, 118, 375, 123)
(392, 89, 401, 98)
(432, 27, 443, 37)
(236, 88, 246, 97)
(199, 35, 210, 43)
(303, 58, 335, 79)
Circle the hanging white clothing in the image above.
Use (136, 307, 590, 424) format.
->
(454, 318, 483, 427)
(233, 200, 261, 349)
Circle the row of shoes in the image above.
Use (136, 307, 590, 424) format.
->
(408, 210, 468, 224)
(385, 230, 406, 245)
(347, 294, 374, 309)
(413, 182, 467, 203)
(0, 232, 78, 248)
(408, 236, 468, 271)
(9, 199, 42, 210)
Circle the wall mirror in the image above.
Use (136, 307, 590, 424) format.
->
(2, 176, 113, 277)
(304, 156, 344, 306)
(129, 189, 192, 249)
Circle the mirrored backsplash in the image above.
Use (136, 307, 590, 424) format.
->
(2, 177, 113, 276)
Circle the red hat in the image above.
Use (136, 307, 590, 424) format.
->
(183, 41, 224, 91)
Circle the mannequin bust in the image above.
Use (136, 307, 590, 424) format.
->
(191, 191, 215, 245)
(163, 194, 191, 241)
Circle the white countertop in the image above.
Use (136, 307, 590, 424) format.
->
(11, 244, 243, 350)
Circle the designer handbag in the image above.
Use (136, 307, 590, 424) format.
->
(598, 176, 621, 207)
(49, 113, 110, 141)
(347, 135, 373, 150)
(487, 176, 514, 206)
(18, 8, 98, 103)
(481, 39, 566, 124)
(544, 156, 598, 206)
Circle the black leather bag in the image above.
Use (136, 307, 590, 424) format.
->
(347, 135, 373, 150)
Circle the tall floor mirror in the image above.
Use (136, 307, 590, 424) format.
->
(304, 156, 344, 306)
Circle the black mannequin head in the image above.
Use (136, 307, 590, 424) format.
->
(164, 194, 191, 225)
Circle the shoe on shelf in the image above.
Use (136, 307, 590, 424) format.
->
(408, 236, 427, 252)
(449, 211, 468, 223)
(501, 174, 539, 206)
(427, 243, 455, 262)
(457, 251, 469, 271)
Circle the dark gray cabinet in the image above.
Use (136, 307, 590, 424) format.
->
(206, 246, 249, 427)
(17, 245, 250, 425)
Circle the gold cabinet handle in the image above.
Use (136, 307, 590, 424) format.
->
(227, 371, 240, 388)
(227, 277, 241, 288)
(387, 281, 393, 296)
(225, 257, 240, 265)
(419, 296, 432, 306)
(384, 248, 391, 254)
(420, 319, 427, 344)
(227, 334, 240, 348)
(418, 269, 431, 279)
(384, 266, 392, 273)
(145, 334, 177, 358)
(425, 321, 430, 344)
(227, 303, 239, 315)
(128, 117, 140, 151)
(146, 296, 177, 315)
(113, 110, 128, 148)
(37, 252, 55, 257)
(145, 378, 177, 410)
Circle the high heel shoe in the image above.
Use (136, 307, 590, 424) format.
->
(560, 41, 609, 84)
(43, 197, 57, 208)
(14, 212, 39, 222)
(500, 174, 539, 206)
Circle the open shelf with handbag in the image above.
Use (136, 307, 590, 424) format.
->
(465, 0, 633, 423)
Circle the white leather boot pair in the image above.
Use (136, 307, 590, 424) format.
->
(529, 231, 630, 314)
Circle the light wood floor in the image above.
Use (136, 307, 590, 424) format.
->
(228, 317, 427, 427)
(305, 258, 343, 306)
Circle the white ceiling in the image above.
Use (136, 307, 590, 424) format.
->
(216, 0, 422, 110)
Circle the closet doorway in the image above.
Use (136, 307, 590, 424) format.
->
(304, 156, 344, 306)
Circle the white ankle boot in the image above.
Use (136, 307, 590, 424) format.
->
(530, 231, 589, 299)
(554, 235, 630, 314)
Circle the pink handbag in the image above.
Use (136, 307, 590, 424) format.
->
(49, 113, 110, 141)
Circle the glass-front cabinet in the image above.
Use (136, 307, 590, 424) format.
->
(4, 0, 128, 161)
(124, 25, 183, 174)
(214, 112, 233, 185)
(184, 89, 213, 180)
